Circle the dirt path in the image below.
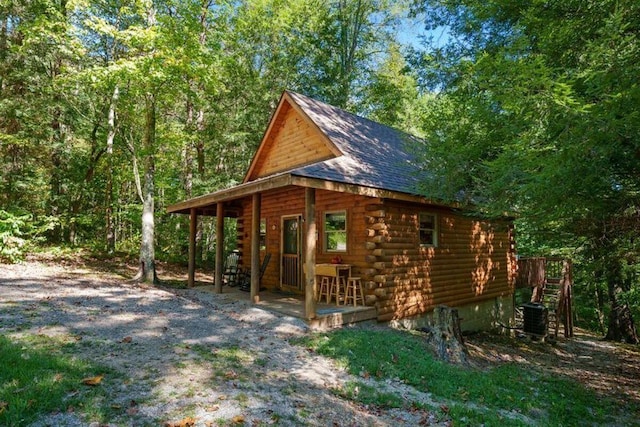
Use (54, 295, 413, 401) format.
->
(1, 259, 438, 426)
(1, 257, 639, 426)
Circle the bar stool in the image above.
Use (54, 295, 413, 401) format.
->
(332, 275, 347, 306)
(317, 276, 332, 303)
(345, 277, 364, 306)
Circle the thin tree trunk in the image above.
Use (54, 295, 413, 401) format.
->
(134, 94, 157, 284)
(106, 85, 119, 254)
(183, 99, 194, 198)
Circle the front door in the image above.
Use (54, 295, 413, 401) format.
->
(281, 215, 302, 290)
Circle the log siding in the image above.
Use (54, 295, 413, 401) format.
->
(369, 201, 515, 322)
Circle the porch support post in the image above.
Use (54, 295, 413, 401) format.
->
(304, 187, 317, 319)
(214, 202, 224, 294)
(188, 208, 197, 287)
(250, 193, 261, 303)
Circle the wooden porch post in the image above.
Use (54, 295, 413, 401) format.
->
(214, 202, 224, 294)
(250, 193, 261, 303)
(304, 188, 317, 319)
(188, 208, 197, 287)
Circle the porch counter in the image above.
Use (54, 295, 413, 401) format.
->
(315, 263, 351, 278)
(315, 263, 351, 305)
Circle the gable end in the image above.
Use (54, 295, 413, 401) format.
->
(244, 95, 341, 182)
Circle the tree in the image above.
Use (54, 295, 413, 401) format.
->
(359, 42, 428, 135)
(300, 0, 401, 108)
(412, 0, 640, 343)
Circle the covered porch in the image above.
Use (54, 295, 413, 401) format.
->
(168, 174, 361, 322)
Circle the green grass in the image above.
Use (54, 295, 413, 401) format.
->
(294, 328, 634, 426)
(189, 344, 255, 382)
(0, 334, 117, 426)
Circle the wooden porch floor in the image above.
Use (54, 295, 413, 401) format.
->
(192, 285, 377, 329)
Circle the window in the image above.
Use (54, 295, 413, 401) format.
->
(324, 211, 347, 252)
(259, 218, 266, 250)
(419, 213, 438, 247)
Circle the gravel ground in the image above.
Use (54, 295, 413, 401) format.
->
(0, 260, 443, 427)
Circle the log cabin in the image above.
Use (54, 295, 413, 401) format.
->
(168, 90, 517, 331)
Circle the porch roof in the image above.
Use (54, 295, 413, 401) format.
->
(167, 171, 442, 216)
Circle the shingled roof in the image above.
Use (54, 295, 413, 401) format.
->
(281, 91, 428, 196)
(168, 91, 434, 215)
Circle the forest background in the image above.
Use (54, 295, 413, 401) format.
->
(1, 0, 638, 343)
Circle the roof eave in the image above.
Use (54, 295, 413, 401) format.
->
(167, 174, 294, 214)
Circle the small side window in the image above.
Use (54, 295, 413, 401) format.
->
(324, 211, 347, 252)
(419, 213, 438, 247)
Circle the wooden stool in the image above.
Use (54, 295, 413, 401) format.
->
(317, 276, 332, 303)
(332, 275, 347, 305)
(345, 277, 364, 306)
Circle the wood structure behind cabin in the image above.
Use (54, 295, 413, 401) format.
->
(168, 91, 517, 331)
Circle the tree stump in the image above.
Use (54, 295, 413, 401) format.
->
(421, 306, 468, 365)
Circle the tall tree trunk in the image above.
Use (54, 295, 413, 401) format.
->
(134, 94, 157, 284)
(183, 99, 194, 198)
(49, 107, 63, 243)
(106, 86, 119, 254)
(603, 255, 639, 344)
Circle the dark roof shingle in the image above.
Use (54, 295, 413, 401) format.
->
(286, 91, 428, 196)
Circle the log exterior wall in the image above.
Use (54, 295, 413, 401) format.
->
(370, 200, 516, 322)
(236, 189, 515, 326)
(237, 188, 378, 294)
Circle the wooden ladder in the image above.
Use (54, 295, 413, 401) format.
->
(541, 278, 562, 338)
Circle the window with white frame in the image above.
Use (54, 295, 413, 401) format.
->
(324, 211, 347, 252)
(419, 212, 438, 247)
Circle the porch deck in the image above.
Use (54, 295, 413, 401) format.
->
(193, 285, 377, 329)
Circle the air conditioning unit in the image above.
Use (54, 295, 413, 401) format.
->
(522, 302, 548, 336)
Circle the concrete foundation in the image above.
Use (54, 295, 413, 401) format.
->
(389, 296, 514, 333)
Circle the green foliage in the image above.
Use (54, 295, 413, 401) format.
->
(411, 0, 640, 340)
(0, 210, 58, 263)
(1, 0, 420, 267)
(0, 210, 29, 263)
(296, 328, 630, 425)
(0, 334, 116, 426)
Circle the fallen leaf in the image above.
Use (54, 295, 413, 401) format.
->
(231, 415, 245, 424)
(440, 404, 449, 414)
(81, 374, 104, 386)
(164, 416, 196, 427)
(218, 395, 227, 401)
(121, 336, 132, 343)
(0, 402, 8, 415)
(206, 405, 220, 412)
(224, 370, 238, 379)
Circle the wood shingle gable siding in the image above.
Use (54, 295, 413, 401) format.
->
(245, 99, 338, 181)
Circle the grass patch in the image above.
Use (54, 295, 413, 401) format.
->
(189, 344, 255, 382)
(334, 381, 404, 408)
(0, 334, 118, 426)
(294, 328, 630, 426)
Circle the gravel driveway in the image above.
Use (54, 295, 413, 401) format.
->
(1, 260, 437, 426)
